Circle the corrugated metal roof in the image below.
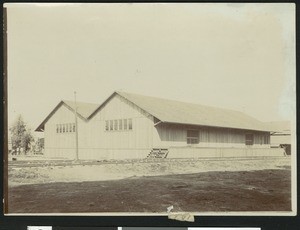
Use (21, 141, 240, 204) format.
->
(63, 100, 99, 119)
(36, 91, 271, 132)
(117, 91, 270, 132)
(35, 100, 98, 132)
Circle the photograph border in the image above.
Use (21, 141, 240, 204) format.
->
(1, 0, 299, 229)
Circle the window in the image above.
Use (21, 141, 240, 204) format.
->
(66, 124, 69, 132)
(187, 130, 199, 144)
(69, 123, 72, 132)
(110, 120, 114, 131)
(73, 123, 76, 132)
(56, 125, 59, 133)
(119, 119, 123, 130)
(105, 121, 109, 131)
(128, 119, 132, 130)
(59, 124, 62, 133)
(123, 119, 128, 130)
(114, 120, 118, 130)
(105, 118, 133, 132)
(62, 124, 65, 133)
(245, 133, 254, 145)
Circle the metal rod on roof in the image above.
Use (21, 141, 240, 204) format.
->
(74, 91, 79, 161)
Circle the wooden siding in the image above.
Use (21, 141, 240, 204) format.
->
(153, 123, 270, 148)
(44, 104, 84, 159)
(44, 94, 155, 159)
(91, 94, 154, 150)
(44, 95, 272, 160)
(168, 147, 284, 158)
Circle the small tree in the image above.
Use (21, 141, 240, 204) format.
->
(33, 137, 44, 154)
(9, 115, 34, 155)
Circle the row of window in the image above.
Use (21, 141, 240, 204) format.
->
(56, 123, 76, 133)
(105, 119, 132, 131)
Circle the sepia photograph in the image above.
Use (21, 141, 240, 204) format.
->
(4, 3, 296, 215)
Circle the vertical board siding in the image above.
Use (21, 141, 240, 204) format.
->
(44, 96, 272, 160)
(168, 147, 284, 158)
(154, 124, 270, 149)
(44, 105, 84, 159)
(44, 96, 155, 160)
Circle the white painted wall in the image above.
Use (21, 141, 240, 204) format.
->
(153, 124, 271, 149)
(44, 104, 85, 159)
(44, 95, 272, 160)
(168, 147, 284, 158)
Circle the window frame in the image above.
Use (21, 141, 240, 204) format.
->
(105, 120, 109, 131)
(245, 133, 254, 145)
(119, 119, 123, 131)
(114, 119, 118, 131)
(128, 118, 133, 130)
(109, 120, 114, 131)
(187, 129, 199, 144)
(123, 119, 128, 130)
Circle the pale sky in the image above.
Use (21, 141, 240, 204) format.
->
(5, 3, 296, 136)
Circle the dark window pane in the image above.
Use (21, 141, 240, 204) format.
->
(119, 119, 123, 130)
(124, 119, 127, 130)
(128, 119, 132, 130)
(114, 120, 118, 130)
(110, 120, 113, 131)
(245, 134, 254, 145)
(187, 130, 199, 144)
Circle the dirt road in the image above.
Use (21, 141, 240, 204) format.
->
(8, 157, 291, 187)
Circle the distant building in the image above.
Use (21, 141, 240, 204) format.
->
(36, 91, 284, 160)
(267, 121, 291, 155)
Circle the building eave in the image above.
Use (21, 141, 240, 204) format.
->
(35, 101, 88, 132)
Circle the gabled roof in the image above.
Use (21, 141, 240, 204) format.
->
(115, 91, 270, 132)
(36, 91, 271, 132)
(63, 100, 99, 119)
(35, 100, 98, 132)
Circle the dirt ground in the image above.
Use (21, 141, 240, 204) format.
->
(8, 156, 291, 186)
(7, 157, 291, 213)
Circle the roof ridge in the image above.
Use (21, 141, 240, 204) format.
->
(117, 91, 259, 120)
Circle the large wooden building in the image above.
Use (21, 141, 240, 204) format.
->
(36, 91, 284, 160)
